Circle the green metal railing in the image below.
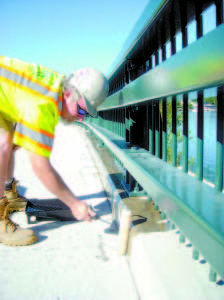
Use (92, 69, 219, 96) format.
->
(84, 121, 224, 282)
(85, 0, 224, 282)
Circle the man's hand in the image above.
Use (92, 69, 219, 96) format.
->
(29, 152, 96, 222)
(70, 200, 96, 222)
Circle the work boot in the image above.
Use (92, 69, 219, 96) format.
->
(4, 178, 27, 211)
(0, 197, 37, 246)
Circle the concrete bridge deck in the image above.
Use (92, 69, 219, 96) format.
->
(0, 123, 138, 300)
(0, 123, 223, 300)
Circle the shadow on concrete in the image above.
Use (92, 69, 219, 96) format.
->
(17, 185, 111, 245)
(29, 220, 73, 233)
(27, 221, 72, 245)
(26, 199, 112, 244)
(29, 200, 113, 244)
(92, 199, 112, 217)
(34, 234, 48, 244)
(26, 197, 111, 221)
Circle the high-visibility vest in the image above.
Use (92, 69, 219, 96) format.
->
(0, 56, 65, 158)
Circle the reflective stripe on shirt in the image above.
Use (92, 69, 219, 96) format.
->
(0, 67, 59, 105)
(0, 56, 63, 157)
(16, 123, 54, 150)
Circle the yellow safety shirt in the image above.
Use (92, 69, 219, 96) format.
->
(0, 56, 65, 158)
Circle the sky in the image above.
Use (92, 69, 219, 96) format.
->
(1, 0, 149, 76)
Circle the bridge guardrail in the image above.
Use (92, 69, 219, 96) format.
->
(84, 122, 224, 281)
(85, 0, 224, 282)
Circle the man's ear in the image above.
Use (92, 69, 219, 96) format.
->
(63, 89, 72, 100)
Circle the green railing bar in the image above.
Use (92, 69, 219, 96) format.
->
(121, 110, 123, 137)
(183, 94, 189, 173)
(118, 110, 120, 136)
(116, 110, 118, 136)
(125, 108, 128, 140)
(155, 101, 160, 158)
(215, 143, 223, 192)
(122, 109, 124, 138)
(118, 110, 121, 137)
(172, 96, 177, 167)
(114, 110, 116, 135)
(84, 122, 224, 280)
(113, 111, 116, 134)
(162, 98, 167, 161)
(119, 109, 122, 137)
(110, 110, 114, 132)
(215, 87, 223, 191)
(124, 109, 126, 138)
(121, 109, 123, 138)
(99, 25, 224, 111)
(150, 102, 154, 155)
(196, 91, 204, 181)
(115, 110, 118, 135)
(196, 139, 203, 181)
(107, 0, 167, 77)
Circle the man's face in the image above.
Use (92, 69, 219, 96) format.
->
(61, 88, 88, 123)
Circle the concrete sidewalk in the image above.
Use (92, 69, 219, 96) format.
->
(0, 123, 138, 300)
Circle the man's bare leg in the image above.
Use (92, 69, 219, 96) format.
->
(0, 130, 12, 198)
(0, 123, 37, 246)
(4, 147, 27, 210)
(5, 149, 15, 182)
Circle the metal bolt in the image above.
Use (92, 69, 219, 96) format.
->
(179, 234, 185, 243)
(192, 248, 199, 260)
(154, 203, 159, 211)
(170, 223, 176, 230)
(209, 268, 217, 282)
(160, 211, 166, 220)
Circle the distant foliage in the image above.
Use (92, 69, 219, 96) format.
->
(163, 99, 194, 166)
(191, 96, 217, 105)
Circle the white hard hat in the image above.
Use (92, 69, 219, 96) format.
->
(64, 68, 109, 117)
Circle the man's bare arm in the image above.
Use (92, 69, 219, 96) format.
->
(28, 152, 95, 221)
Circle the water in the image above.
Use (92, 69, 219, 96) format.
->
(187, 110, 217, 185)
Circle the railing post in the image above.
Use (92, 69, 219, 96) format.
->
(119, 109, 121, 137)
(195, 2, 203, 39)
(179, 0, 188, 48)
(155, 101, 160, 158)
(162, 98, 167, 161)
(122, 108, 125, 138)
(149, 102, 155, 155)
(172, 96, 177, 167)
(183, 94, 189, 173)
(197, 91, 204, 181)
(215, 0, 224, 25)
(215, 86, 224, 191)
(170, 2, 176, 56)
(125, 108, 130, 143)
